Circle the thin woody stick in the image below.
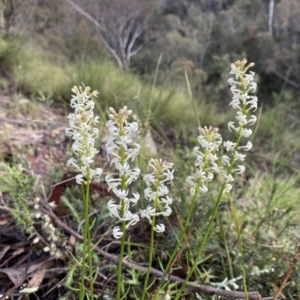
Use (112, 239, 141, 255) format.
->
(272, 246, 300, 300)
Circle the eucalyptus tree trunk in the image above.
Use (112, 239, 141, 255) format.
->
(268, 0, 275, 37)
(0, 0, 6, 37)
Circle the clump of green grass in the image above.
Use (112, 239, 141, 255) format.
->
(0, 38, 23, 77)
(72, 59, 197, 131)
(13, 45, 72, 98)
(0, 162, 35, 235)
(8, 41, 199, 134)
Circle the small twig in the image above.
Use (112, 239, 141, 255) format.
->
(0, 117, 39, 126)
(41, 202, 262, 299)
(272, 245, 300, 300)
(168, 219, 196, 277)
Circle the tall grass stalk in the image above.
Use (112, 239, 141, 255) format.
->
(185, 69, 201, 129)
(216, 211, 234, 279)
(148, 54, 163, 117)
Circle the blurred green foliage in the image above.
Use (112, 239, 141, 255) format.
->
(2, 0, 299, 106)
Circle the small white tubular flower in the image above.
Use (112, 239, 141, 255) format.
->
(91, 168, 103, 182)
(161, 196, 173, 205)
(247, 115, 257, 125)
(112, 226, 123, 239)
(124, 211, 139, 227)
(158, 185, 169, 197)
(224, 141, 236, 152)
(141, 159, 174, 233)
(239, 141, 252, 152)
(65, 86, 102, 184)
(105, 174, 121, 192)
(232, 165, 245, 174)
(114, 188, 128, 200)
(187, 126, 222, 196)
(141, 207, 152, 223)
(224, 184, 232, 193)
(126, 167, 141, 185)
(125, 144, 141, 162)
(247, 96, 258, 112)
(229, 98, 241, 110)
(75, 174, 85, 185)
(223, 174, 234, 183)
(129, 192, 140, 206)
(144, 187, 155, 200)
(222, 155, 230, 165)
(143, 173, 156, 185)
(161, 168, 175, 183)
(199, 184, 208, 193)
(107, 200, 121, 218)
(236, 111, 248, 126)
(154, 224, 165, 233)
(160, 205, 172, 216)
(234, 151, 246, 162)
(221, 59, 258, 192)
(228, 121, 237, 132)
(67, 158, 80, 170)
(241, 128, 252, 138)
(105, 107, 141, 238)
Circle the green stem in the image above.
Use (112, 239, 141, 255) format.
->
(79, 184, 88, 300)
(228, 194, 248, 299)
(117, 216, 126, 300)
(79, 171, 94, 300)
(116, 155, 127, 300)
(141, 213, 156, 300)
(85, 175, 94, 299)
(79, 184, 87, 300)
(142, 166, 164, 300)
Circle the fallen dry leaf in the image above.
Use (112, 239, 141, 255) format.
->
(0, 268, 26, 286)
(0, 246, 10, 261)
(0, 247, 25, 268)
(24, 260, 54, 291)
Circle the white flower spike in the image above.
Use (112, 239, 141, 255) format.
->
(141, 159, 174, 233)
(187, 126, 222, 196)
(105, 107, 141, 239)
(220, 59, 258, 190)
(65, 86, 102, 185)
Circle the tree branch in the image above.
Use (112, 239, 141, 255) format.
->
(64, 0, 105, 32)
(99, 32, 124, 68)
(274, 69, 299, 89)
